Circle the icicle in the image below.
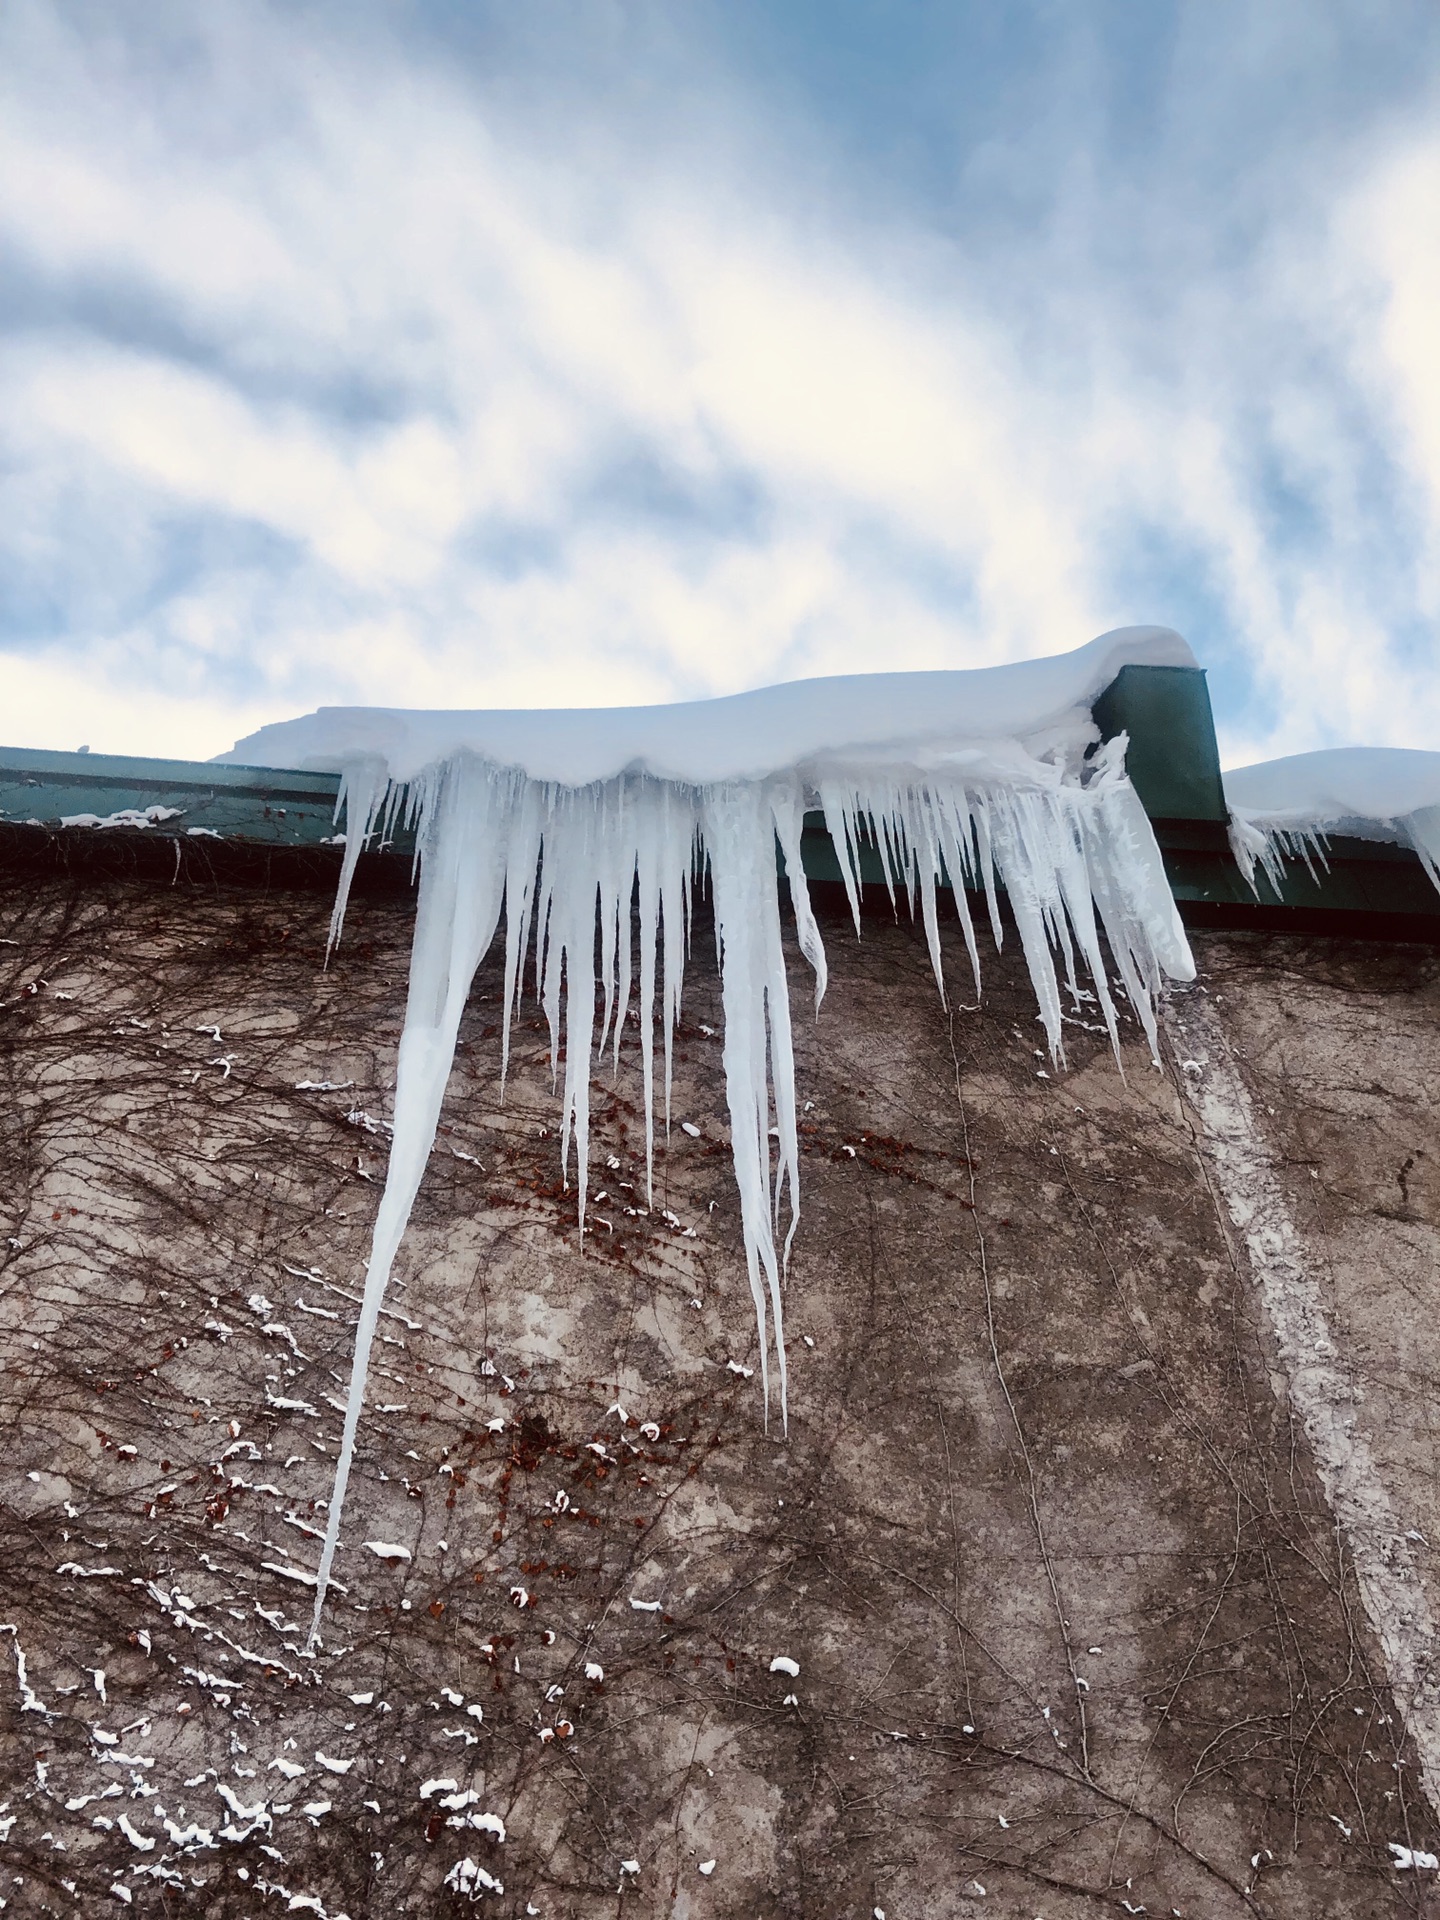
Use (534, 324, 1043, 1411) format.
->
(499, 783, 544, 1094)
(326, 756, 389, 957)
(802, 755, 1190, 1073)
(308, 756, 518, 1644)
(632, 782, 698, 1204)
(1409, 806, 1440, 894)
(304, 730, 1195, 1637)
(702, 782, 801, 1429)
(816, 776, 865, 933)
(1228, 807, 1332, 898)
(768, 774, 827, 1012)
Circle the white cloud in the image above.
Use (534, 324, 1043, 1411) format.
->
(0, 1, 1436, 764)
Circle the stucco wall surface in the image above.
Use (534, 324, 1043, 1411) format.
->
(1, 866, 1436, 1918)
(1196, 934, 1440, 1569)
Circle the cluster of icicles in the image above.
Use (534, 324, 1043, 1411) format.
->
(305, 735, 1193, 1639)
(1229, 807, 1440, 899)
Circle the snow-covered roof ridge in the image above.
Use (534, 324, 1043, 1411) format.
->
(1223, 747, 1440, 896)
(219, 626, 1195, 787)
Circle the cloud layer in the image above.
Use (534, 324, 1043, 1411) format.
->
(1, 0, 1438, 764)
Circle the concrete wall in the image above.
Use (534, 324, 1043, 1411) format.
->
(1, 863, 1437, 1917)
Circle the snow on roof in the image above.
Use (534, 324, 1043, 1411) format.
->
(219, 626, 1194, 786)
(1224, 747, 1440, 832)
(1224, 747, 1440, 896)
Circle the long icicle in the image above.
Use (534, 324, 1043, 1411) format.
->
(307, 756, 516, 1644)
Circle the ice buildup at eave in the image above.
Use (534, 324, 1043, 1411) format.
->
(1224, 747, 1440, 896)
(224, 628, 1198, 1640)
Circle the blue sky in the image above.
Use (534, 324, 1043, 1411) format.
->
(2, 0, 1439, 765)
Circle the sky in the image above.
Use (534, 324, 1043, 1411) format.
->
(2, 0, 1439, 769)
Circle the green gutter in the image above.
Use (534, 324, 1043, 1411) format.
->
(3, 672, 1439, 939)
(1090, 665, 1440, 936)
(0, 745, 350, 848)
